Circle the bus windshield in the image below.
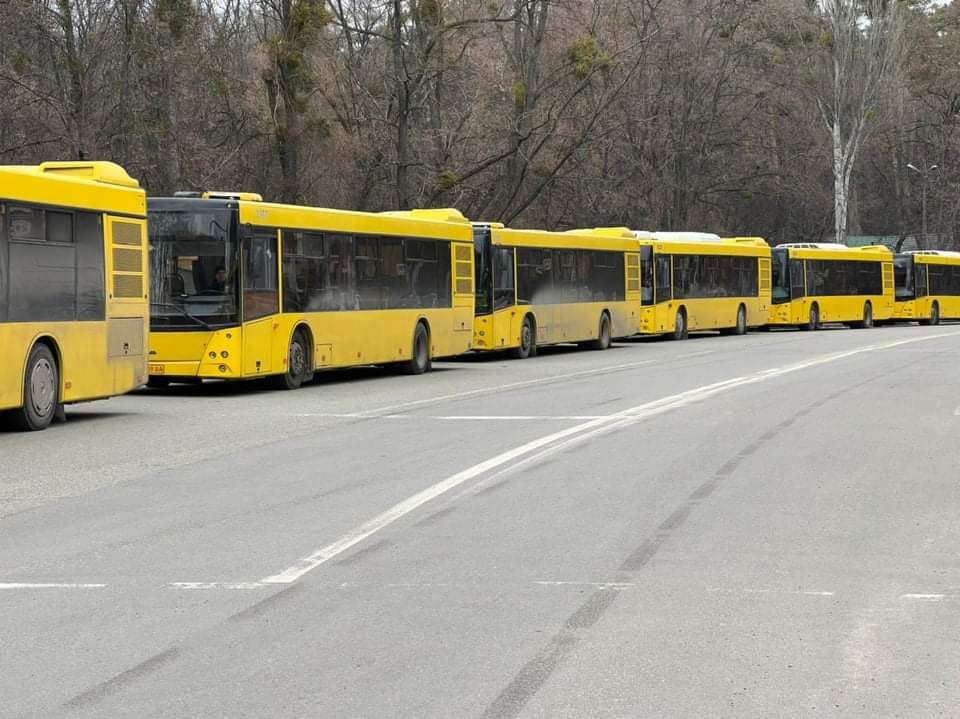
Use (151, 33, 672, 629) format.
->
(894, 255, 914, 300)
(771, 249, 790, 304)
(148, 209, 240, 329)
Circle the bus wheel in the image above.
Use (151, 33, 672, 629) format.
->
(860, 302, 874, 329)
(802, 304, 820, 331)
(929, 301, 941, 326)
(403, 322, 432, 374)
(509, 316, 536, 359)
(13, 343, 59, 431)
(734, 305, 747, 335)
(587, 313, 612, 350)
(273, 329, 310, 390)
(671, 308, 688, 340)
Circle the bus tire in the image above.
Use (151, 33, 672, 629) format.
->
(13, 342, 59, 431)
(860, 301, 874, 329)
(671, 308, 688, 340)
(509, 315, 536, 359)
(272, 328, 311, 390)
(725, 304, 748, 335)
(736, 305, 748, 335)
(801, 304, 820, 331)
(587, 312, 612, 350)
(923, 301, 941, 326)
(402, 321, 432, 374)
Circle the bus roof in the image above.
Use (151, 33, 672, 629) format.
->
(634, 230, 723, 242)
(565, 227, 770, 255)
(904, 250, 960, 264)
(775, 243, 893, 260)
(490, 225, 640, 251)
(149, 196, 474, 242)
(382, 208, 469, 224)
(0, 161, 145, 216)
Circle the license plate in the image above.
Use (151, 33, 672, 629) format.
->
(149, 363, 165, 375)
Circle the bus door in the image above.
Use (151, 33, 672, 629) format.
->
(492, 245, 516, 347)
(242, 228, 280, 376)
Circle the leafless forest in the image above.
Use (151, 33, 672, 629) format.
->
(1, 0, 958, 245)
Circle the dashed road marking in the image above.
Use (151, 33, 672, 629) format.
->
(0, 583, 107, 589)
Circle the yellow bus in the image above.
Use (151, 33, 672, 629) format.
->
(769, 243, 894, 330)
(893, 251, 960, 325)
(471, 224, 640, 357)
(147, 194, 475, 388)
(584, 231, 771, 339)
(0, 162, 149, 430)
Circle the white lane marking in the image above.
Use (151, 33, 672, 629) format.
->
(0, 583, 107, 589)
(295, 414, 610, 421)
(954, 406, 960, 416)
(742, 588, 836, 597)
(169, 582, 267, 590)
(534, 581, 635, 588)
(901, 593, 946, 601)
(261, 331, 960, 585)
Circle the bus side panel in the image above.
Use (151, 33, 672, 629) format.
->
(0, 326, 30, 411)
(494, 308, 517, 350)
(279, 308, 472, 370)
(549, 301, 627, 344)
(814, 295, 890, 324)
(243, 317, 276, 377)
(683, 298, 750, 332)
(940, 295, 960, 320)
(0, 323, 120, 407)
(521, 304, 553, 345)
(609, 301, 638, 339)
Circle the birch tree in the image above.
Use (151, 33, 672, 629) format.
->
(812, 0, 905, 244)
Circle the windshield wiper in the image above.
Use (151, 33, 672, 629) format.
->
(150, 302, 214, 330)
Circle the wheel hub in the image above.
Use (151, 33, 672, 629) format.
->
(30, 358, 55, 415)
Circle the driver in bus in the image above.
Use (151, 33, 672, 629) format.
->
(211, 266, 229, 293)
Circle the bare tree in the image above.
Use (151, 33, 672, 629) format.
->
(811, 0, 905, 244)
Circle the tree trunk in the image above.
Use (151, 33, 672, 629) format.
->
(832, 118, 847, 244)
(56, 0, 86, 159)
(392, 0, 412, 209)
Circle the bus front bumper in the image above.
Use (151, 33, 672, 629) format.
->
(149, 328, 242, 379)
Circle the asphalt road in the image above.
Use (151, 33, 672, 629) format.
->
(2, 325, 959, 718)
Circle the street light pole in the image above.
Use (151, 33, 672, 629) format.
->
(907, 163, 939, 248)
